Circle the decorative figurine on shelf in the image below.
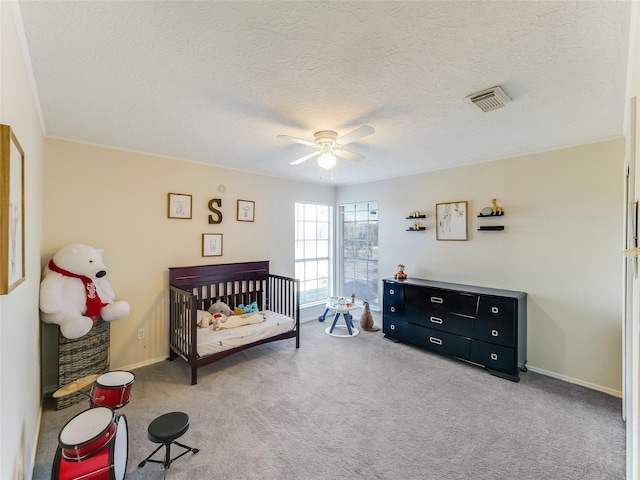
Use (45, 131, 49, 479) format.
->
(359, 300, 380, 332)
(413, 221, 422, 230)
(491, 198, 503, 216)
(394, 264, 407, 280)
(410, 211, 421, 218)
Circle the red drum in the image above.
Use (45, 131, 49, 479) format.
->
(58, 407, 117, 461)
(53, 413, 128, 480)
(91, 371, 135, 409)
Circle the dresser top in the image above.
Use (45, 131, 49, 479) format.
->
(383, 277, 527, 299)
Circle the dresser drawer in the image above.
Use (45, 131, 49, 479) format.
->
(414, 327, 471, 360)
(384, 302, 406, 317)
(383, 317, 413, 342)
(406, 306, 474, 337)
(383, 282, 404, 304)
(472, 319, 515, 347)
(404, 285, 478, 316)
(477, 296, 516, 324)
(469, 340, 515, 374)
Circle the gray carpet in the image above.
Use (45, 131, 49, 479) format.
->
(34, 317, 625, 479)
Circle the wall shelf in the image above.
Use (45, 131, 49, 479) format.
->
(478, 226, 505, 231)
(406, 227, 426, 231)
(406, 215, 426, 219)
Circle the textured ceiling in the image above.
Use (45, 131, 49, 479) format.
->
(17, 1, 632, 186)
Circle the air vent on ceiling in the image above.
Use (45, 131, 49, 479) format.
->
(466, 86, 511, 112)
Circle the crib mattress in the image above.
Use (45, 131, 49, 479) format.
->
(196, 310, 295, 357)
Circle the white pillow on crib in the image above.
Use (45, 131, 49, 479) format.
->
(215, 312, 265, 330)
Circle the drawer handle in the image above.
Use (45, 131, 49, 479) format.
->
(431, 296, 443, 304)
(389, 289, 395, 295)
(491, 306, 499, 314)
(490, 353, 498, 361)
(390, 324, 396, 330)
(390, 307, 396, 313)
(429, 337, 443, 345)
(491, 329, 499, 337)
(430, 316, 443, 324)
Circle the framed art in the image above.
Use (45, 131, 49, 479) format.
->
(436, 201, 468, 241)
(237, 199, 255, 222)
(168, 193, 192, 219)
(202, 233, 223, 257)
(0, 125, 25, 294)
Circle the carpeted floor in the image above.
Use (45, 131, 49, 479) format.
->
(34, 317, 625, 479)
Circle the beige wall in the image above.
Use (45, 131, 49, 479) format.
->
(41, 139, 335, 387)
(0, 3, 45, 479)
(337, 139, 625, 394)
(42, 137, 625, 396)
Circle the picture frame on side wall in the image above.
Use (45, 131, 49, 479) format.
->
(202, 233, 223, 257)
(237, 200, 255, 222)
(0, 125, 25, 294)
(436, 201, 468, 241)
(168, 193, 192, 219)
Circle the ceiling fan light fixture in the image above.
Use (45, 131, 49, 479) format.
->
(318, 151, 336, 169)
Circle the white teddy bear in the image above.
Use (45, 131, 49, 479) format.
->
(39, 244, 130, 339)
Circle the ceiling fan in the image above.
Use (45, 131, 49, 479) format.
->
(278, 125, 375, 169)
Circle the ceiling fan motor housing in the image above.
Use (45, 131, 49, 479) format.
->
(314, 130, 338, 145)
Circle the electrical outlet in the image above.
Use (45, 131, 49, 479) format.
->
(137, 328, 145, 340)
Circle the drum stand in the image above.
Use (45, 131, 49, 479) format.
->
(138, 412, 199, 478)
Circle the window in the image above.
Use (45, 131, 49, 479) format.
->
(295, 202, 332, 305)
(339, 201, 379, 308)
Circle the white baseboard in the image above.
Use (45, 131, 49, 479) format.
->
(118, 355, 169, 373)
(527, 365, 622, 398)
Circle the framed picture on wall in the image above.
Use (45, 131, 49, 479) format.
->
(168, 193, 192, 219)
(0, 125, 25, 294)
(237, 200, 255, 222)
(202, 233, 223, 257)
(436, 201, 468, 241)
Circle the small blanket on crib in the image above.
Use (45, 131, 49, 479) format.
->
(196, 310, 295, 357)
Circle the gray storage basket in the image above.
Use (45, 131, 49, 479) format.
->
(56, 320, 110, 410)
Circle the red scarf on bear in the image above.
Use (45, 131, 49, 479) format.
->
(48, 259, 108, 320)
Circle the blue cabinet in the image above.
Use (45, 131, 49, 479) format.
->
(382, 278, 527, 381)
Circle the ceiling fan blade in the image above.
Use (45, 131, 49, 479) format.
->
(277, 134, 316, 147)
(336, 125, 375, 146)
(335, 149, 364, 162)
(290, 151, 320, 165)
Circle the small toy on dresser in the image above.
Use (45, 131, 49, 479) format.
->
(394, 264, 407, 280)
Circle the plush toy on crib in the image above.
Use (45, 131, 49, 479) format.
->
(211, 312, 265, 330)
(208, 299, 232, 316)
(39, 243, 130, 339)
(237, 301, 259, 314)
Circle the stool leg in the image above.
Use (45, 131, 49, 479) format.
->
(329, 312, 340, 333)
(164, 442, 172, 469)
(344, 313, 353, 335)
(318, 307, 330, 322)
(138, 443, 164, 468)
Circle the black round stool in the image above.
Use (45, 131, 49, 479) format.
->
(138, 412, 199, 477)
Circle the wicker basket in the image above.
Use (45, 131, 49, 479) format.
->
(56, 321, 110, 410)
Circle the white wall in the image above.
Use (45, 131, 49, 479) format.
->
(337, 139, 625, 394)
(0, 3, 44, 479)
(41, 139, 335, 387)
